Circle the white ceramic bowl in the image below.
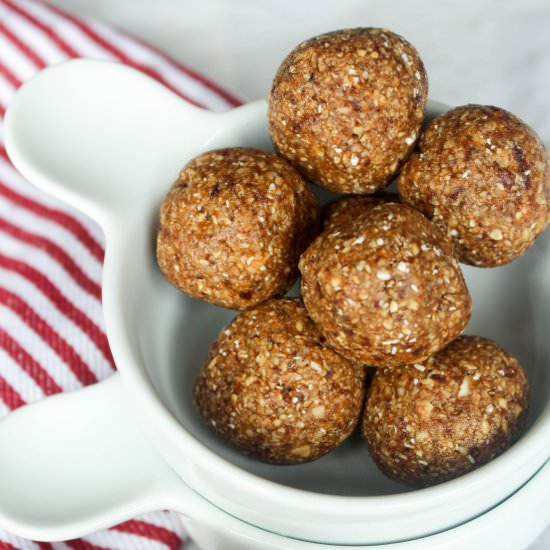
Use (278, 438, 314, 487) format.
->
(1, 59, 549, 546)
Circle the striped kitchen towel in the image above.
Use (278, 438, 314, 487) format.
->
(0, 1, 241, 549)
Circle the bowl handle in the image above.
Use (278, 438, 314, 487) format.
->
(4, 59, 222, 228)
(0, 373, 203, 541)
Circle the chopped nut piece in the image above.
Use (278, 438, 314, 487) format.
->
(312, 406, 326, 418)
(291, 445, 312, 458)
(458, 376, 470, 397)
(489, 229, 503, 241)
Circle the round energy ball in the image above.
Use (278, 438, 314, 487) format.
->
(324, 193, 399, 231)
(157, 148, 320, 310)
(299, 203, 471, 367)
(194, 298, 365, 464)
(268, 28, 428, 194)
(398, 105, 550, 267)
(363, 336, 529, 487)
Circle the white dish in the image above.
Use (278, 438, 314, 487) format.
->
(0, 59, 549, 546)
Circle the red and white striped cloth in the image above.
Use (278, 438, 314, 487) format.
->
(0, 1, 241, 548)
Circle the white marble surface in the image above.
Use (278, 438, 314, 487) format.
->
(46, 1, 550, 548)
(49, 0, 550, 144)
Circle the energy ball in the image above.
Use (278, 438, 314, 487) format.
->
(299, 203, 471, 367)
(194, 297, 365, 464)
(157, 148, 320, 310)
(398, 105, 550, 267)
(363, 336, 529, 487)
(268, 28, 428, 194)
(324, 193, 399, 231)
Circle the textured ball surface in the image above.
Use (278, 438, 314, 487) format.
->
(299, 203, 471, 367)
(194, 297, 366, 464)
(157, 148, 320, 310)
(268, 28, 428, 194)
(398, 105, 550, 266)
(363, 336, 529, 487)
(323, 193, 399, 231)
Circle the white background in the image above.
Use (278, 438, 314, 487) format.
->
(48, 0, 550, 144)
(47, 1, 550, 548)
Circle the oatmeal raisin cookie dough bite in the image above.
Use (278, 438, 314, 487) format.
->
(157, 147, 320, 310)
(194, 297, 365, 464)
(299, 203, 471, 367)
(268, 28, 428, 194)
(398, 105, 550, 267)
(363, 336, 529, 487)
